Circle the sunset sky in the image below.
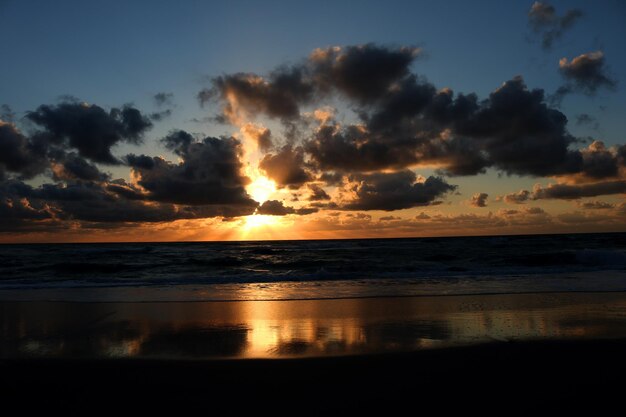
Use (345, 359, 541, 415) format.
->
(1, 0, 625, 242)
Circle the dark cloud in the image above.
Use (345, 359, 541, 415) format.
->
(205, 44, 420, 122)
(309, 44, 421, 103)
(26, 102, 152, 164)
(525, 207, 546, 215)
(318, 171, 344, 186)
(455, 77, 581, 177)
(241, 124, 272, 152)
(0, 177, 255, 228)
(50, 152, 110, 182)
(575, 113, 599, 129)
(259, 145, 313, 189)
(341, 171, 456, 211)
(528, 2, 583, 50)
(501, 190, 531, 204)
(206, 67, 314, 121)
(307, 184, 330, 201)
(579, 141, 619, 180)
(207, 46, 618, 182)
(150, 92, 174, 121)
(469, 192, 488, 207)
(307, 76, 582, 178)
(153, 92, 174, 107)
(558, 51, 617, 96)
(257, 200, 318, 216)
(577, 201, 614, 210)
(1, 104, 15, 122)
(0, 121, 48, 178)
(161, 129, 195, 154)
(379, 215, 401, 221)
(128, 132, 256, 207)
(533, 180, 626, 200)
(149, 109, 172, 121)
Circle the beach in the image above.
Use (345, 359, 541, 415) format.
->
(2, 291, 626, 414)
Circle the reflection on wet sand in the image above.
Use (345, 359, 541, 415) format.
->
(2, 292, 626, 359)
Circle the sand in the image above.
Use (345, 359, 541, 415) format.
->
(2, 292, 626, 414)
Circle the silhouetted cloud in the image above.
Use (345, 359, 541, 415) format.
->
(341, 171, 455, 211)
(500, 190, 532, 204)
(0, 104, 15, 122)
(307, 184, 330, 201)
(153, 92, 174, 107)
(205, 67, 314, 122)
(128, 132, 256, 206)
(149, 92, 175, 121)
(259, 145, 313, 189)
(241, 124, 272, 151)
(575, 113, 599, 129)
(528, 1, 583, 50)
(555, 51, 617, 99)
(309, 44, 421, 103)
(257, 200, 317, 215)
(149, 109, 172, 121)
(26, 102, 152, 164)
(577, 200, 614, 210)
(532, 180, 626, 200)
(469, 192, 488, 207)
(50, 152, 110, 182)
(0, 121, 48, 178)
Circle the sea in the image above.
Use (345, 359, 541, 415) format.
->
(2, 232, 626, 302)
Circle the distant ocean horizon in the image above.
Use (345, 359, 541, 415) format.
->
(2, 232, 626, 302)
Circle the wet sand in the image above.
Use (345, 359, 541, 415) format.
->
(2, 292, 626, 414)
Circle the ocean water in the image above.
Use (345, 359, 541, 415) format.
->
(2, 233, 626, 301)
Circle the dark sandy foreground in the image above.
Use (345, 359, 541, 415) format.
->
(2, 292, 626, 415)
(2, 340, 626, 415)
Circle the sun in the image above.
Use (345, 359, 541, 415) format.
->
(247, 175, 276, 203)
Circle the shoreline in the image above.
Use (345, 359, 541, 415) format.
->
(4, 291, 626, 360)
(2, 288, 626, 304)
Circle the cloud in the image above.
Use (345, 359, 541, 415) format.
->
(309, 44, 421, 103)
(128, 131, 256, 206)
(340, 171, 456, 211)
(206, 46, 624, 183)
(149, 92, 175, 121)
(241, 123, 272, 152)
(0, 179, 254, 229)
(578, 141, 619, 180)
(204, 68, 314, 123)
(149, 109, 172, 121)
(576, 200, 614, 210)
(50, 152, 110, 182)
(310, 77, 584, 177)
(379, 215, 401, 221)
(500, 189, 532, 204)
(153, 92, 174, 107)
(259, 145, 313, 189)
(257, 200, 318, 216)
(26, 102, 152, 164)
(469, 192, 488, 207)
(0, 121, 48, 178)
(307, 184, 330, 201)
(575, 113, 599, 129)
(532, 180, 626, 199)
(528, 2, 583, 50)
(557, 51, 617, 96)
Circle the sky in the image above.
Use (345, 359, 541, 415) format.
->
(1, 0, 625, 242)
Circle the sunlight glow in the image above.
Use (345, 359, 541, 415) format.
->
(247, 175, 277, 203)
(244, 214, 278, 230)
